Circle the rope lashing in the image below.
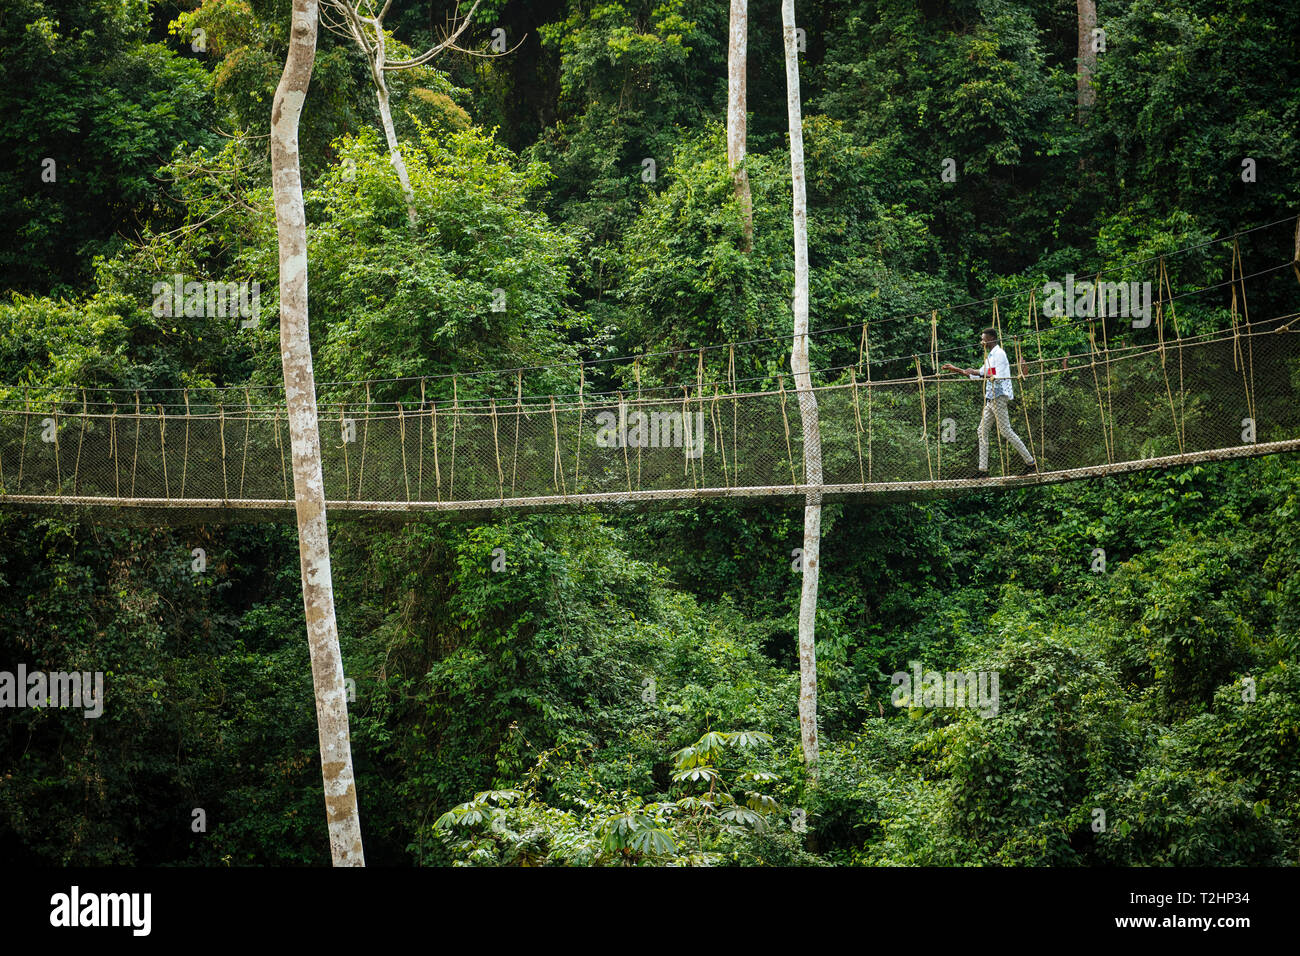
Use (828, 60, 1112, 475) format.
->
(418, 378, 427, 500)
(777, 374, 797, 487)
(549, 395, 567, 498)
(131, 392, 142, 498)
(932, 310, 941, 476)
(339, 403, 352, 501)
(181, 389, 191, 498)
(510, 372, 522, 497)
(358, 382, 372, 499)
(572, 364, 585, 491)
(618, 391, 632, 494)
(915, 355, 934, 480)
(239, 388, 251, 498)
(489, 398, 503, 502)
(398, 402, 411, 502)
(449, 375, 458, 499)
(158, 404, 169, 498)
(74, 389, 87, 494)
(849, 366, 865, 484)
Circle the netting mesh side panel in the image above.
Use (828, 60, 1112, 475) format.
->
(2, 325, 1299, 508)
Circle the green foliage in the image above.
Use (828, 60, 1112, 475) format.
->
(2, 0, 1299, 869)
(0, 0, 217, 292)
(432, 729, 783, 865)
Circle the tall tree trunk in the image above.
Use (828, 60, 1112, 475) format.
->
(727, 0, 753, 250)
(271, 0, 365, 867)
(782, 0, 821, 771)
(1076, 0, 1097, 122)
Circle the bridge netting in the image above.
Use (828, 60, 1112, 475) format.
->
(1, 309, 1297, 518)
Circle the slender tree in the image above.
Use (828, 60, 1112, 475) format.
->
(1076, 0, 1097, 121)
(782, 0, 821, 770)
(272, 0, 365, 866)
(321, 0, 498, 225)
(727, 0, 753, 249)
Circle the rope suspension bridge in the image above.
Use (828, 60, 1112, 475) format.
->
(3, 224, 1300, 521)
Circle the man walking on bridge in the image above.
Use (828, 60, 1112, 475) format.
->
(943, 328, 1037, 475)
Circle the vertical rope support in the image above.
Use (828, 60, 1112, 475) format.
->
(681, 385, 696, 487)
(73, 389, 87, 494)
(1098, 304, 1117, 460)
(728, 347, 737, 481)
(618, 391, 632, 494)
(1166, 260, 1187, 449)
(1232, 239, 1259, 430)
(131, 393, 142, 498)
(931, 310, 941, 476)
(1155, 258, 1184, 454)
(239, 388, 251, 498)
(181, 389, 190, 497)
(275, 407, 288, 501)
(858, 321, 874, 479)
(1030, 290, 1046, 468)
(866, 331, 874, 480)
(449, 376, 458, 500)
(217, 399, 228, 501)
(358, 382, 372, 500)
(110, 404, 119, 498)
(431, 401, 441, 502)
(398, 402, 411, 502)
(158, 404, 169, 499)
(850, 366, 865, 484)
(510, 371, 522, 497)
(418, 379, 426, 500)
(695, 349, 705, 486)
(1165, 258, 1187, 451)
(1015, 335, 1036, 466)
(635, 359, 644, 491)
(572, 365, 585, 491)
(778, 374, 797, 487)
(1087, 322, 1112, 463)
(549, 395, 566, 498)
(915, 356, 934, 480)
(490, 398, 504, 502)
(712, 385, 729, 487)
(52, 405, 61, 493)
(339, 403, 352, 501)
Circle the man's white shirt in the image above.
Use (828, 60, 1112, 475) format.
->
(968, 344, 1014, 400)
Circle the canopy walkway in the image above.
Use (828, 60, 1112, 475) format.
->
(3, 307, 1298, 520)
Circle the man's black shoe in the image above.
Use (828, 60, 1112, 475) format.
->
(1021, 460, 1038, 475)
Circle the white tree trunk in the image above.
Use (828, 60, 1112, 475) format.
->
(369, 26, 418, 225)
(1076, 0, 1097, 121)
(727, 0, 753, 249)
(271, 0, 366, 866)
(782, 0, 821, 770)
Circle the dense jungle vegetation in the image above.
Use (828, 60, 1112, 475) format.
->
(1, 0, 1298, 865)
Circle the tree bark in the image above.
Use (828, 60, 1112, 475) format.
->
(782, 0, 821, 771)
(369, 24, 419, 225)
(271, 0, 366, 866)
(1076, 0, 1097, 122)
(727, 0, 753, 250)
